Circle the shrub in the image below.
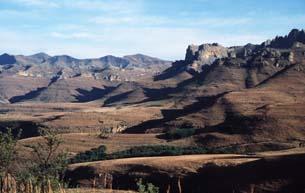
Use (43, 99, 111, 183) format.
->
(165, 128, 196, 140)
(70, 145, 211, 163)
(70, 145, 106, 163)
(137, 178, 159, 193)
(0, 128, 19, 178)
(109, 145, 185, 159)
(29, 129, 68, 190)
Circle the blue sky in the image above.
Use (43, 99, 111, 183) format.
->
(0, 0, 304, 60)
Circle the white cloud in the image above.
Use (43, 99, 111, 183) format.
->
(52, 24, 86, 31)
(12, 0, 59, 8)
(89, 16, 135, 25)
(40, 27, 267, 60)
(189, 18, 252, 26)
(88, 13, 253, 29)
(9, 0, 141, 12)
(66, 0, 138, 11)
(89, 15, 170, 25)
(1, 0, 302, 61)
(50, 32, 97, 40)
(0, 26, 270, 60)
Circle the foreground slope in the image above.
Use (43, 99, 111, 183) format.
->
(67, 149, 305, 193)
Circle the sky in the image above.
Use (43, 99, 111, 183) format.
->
(0, 0, 305, 60)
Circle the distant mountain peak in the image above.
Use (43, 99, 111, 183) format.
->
(45, 55, 79, 66)
(30, 52, 50, 57)
(54, 54, 76, 58)
(123, 54, 172, 68)
(29, 52, 51, 62)
(130, 53, 146, 56)
(0, 53, 16, 65)
(124, 53, 153, 58)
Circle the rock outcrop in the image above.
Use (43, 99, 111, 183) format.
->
(130, 29, 305, 152)
(266, 28, 305, 48)
(185, 43, 228, 72)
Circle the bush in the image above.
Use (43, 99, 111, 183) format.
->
(165, 128, 196, 140)
(70, 145, 106, 163)
(70, 143, 243, 164)
(29, 129, 68, 190)
(0, 128, 19, 178)
(70, 145, 211, 163)
(137, 178, 159, 193)
(109, 145, 186, 159)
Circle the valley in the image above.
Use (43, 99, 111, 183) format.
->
(0, 29, 305, 193)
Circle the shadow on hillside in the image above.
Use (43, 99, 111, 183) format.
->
(75, 86, 116, 102)
(9, 87, 47, 103)
(183, 153, 305, 193)
(153, 60, 186, 81)
(103, 90, 134, 106)
(0, 120, 42, 138)
(124, 92, 229, 133)
(66, 153, 305, 193)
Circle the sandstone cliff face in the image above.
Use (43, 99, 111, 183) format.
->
(157, 29, 305, 82)
(185, 43, 228, 72)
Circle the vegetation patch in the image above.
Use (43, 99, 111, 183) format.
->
(70, 145, 234, 164)
(0, 128, 68, 193)
(164, 128, 196, 140)
(70, 146, 106, 164)
(137, 178, 159, 193)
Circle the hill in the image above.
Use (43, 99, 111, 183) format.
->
(1, 29, 304, 153)
(0, 53, 171, 103)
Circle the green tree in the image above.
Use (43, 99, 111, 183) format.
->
(30, 129, 68, 191)
(0, 128, 19, 178)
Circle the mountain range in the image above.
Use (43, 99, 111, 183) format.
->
(0, 30, 304, 110)
(1, 29, 305, 149)
(0, 53, 171, 103)
(0, 28, 305, 170)
(123, 29, 305, 152)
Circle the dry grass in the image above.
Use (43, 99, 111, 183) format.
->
(0, 103, 166, 133)
(65, 188, 135, 193)
(69, 154, 259, 174)
(17, 131, 199, 162)
(256, 147, 305, 157)
(19, 133, 169, 155)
